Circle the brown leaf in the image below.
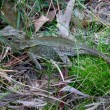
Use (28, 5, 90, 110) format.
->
(34, 15, 49, 33)
(56, 0, 75, 39)
(60, 85, 89, 96)
(47, 10, 57, 22)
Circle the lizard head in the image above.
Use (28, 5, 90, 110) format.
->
(0, 26, 29, 51)
(0, 35, 22, 51)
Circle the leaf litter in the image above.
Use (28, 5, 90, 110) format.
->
(0, 0, 110, 109)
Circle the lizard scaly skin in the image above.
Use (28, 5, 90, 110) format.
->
(0, 26, 110, 69)
(0, 35, 110, 64)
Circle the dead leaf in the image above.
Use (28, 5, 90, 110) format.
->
(34, 15, 49, 33)
(56, 0, 75, 39)
(16, 99, 47, 108)
(47, 10, 57, 22)
(60, 85, 89, 96)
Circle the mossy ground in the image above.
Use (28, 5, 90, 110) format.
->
(0, 0, 110, 109)
(70, 56, 110, 96)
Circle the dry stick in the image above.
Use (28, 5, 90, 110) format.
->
(56, 0, 60, 14)
(0, 46, 11, 61)
(77, 1, 110, 28)
(0, 78, 10, 88)
(50, 59, 64, 81)
(0, 71, 52, 94)
(0, 45, 5, 61)
(28, 0, 38, 17)
(46, 0, 57, 20)
(0, 73, 51, 94)
(46, 0, 52, 17)
(4, 77, 70, 106)
(0, 45, 27, 65)
(0, 70, 17, 72)
(56, 0, 62, 26)
(51, 0, 57, 15)
(4, 54, 27, 67)
(32, 92, 70, 106)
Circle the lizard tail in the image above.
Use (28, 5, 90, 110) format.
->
(81, 47, 110, 64)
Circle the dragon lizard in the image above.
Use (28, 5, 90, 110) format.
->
(0, 26, 110, 69)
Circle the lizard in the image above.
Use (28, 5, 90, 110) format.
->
(0, 26, 110, 70)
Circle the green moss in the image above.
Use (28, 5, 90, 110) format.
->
(69, 56, 110, 96)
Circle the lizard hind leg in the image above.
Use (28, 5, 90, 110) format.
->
(54, 48, 72, 66)
(27, 52, 42, 70)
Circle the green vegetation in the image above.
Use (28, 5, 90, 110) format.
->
(0, 0, 110, 109)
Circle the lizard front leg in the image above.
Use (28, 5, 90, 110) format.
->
(27, 52, 42, 70)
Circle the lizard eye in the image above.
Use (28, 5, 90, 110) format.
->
(7, 37, 13, 41)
